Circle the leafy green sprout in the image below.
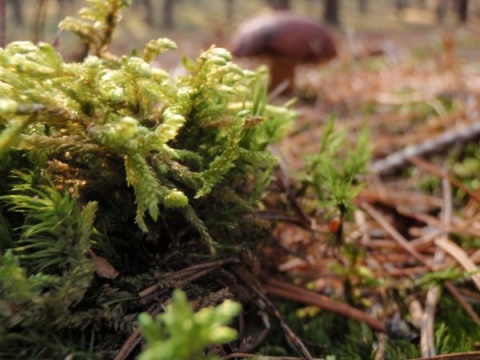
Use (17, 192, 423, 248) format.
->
(303, 116, 371, 242)
(137, 289, 241, 360)
(299, 116, 371, 304)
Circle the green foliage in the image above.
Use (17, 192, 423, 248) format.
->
(257, 301, 390, 359)
(0, 0, 292, 237)
(0, 173, 96, 318)
(0, 0, 293, 357)
(258, 293, 480, 359)
(434, 295, 480, 353)
(419, 143, 480, 201)
(416, 267, 479, 289)
(59, 0, 131, 58)
(450, 144, 480, 199)
(302, 116, 371, 222)
(298, 117, 371, 303)
(137, 289, 241, 360)
(0, 175, 98, 357)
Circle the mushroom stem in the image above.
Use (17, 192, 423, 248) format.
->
(270, 57, 297, 94)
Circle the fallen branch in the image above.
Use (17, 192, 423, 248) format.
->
(369, 122, 480, 175)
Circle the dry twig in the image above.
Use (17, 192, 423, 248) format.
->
(234, 269, 315, 360)
(361, 202, 480, 324)
(264, 277, 386, 333)
(369, 122, 480, 175)
(420, 178, 452, 358)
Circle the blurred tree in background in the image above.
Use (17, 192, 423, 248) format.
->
(4, 0, 475, 48)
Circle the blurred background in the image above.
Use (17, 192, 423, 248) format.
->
(4, 0, 480, 165)
(3, 0, 479, 70)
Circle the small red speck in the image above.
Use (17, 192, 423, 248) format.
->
(329, 218, 340, 233)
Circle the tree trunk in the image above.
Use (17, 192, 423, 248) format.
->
(358, 0, 368, 13)
(162, 0, 175, 30)
(417, 0, 427, 9)
(225, 0, 235, 23)
(8, 0, 23, 25)
(142, 0, 155, 26)
(0, 0, 5, 47)
(305, 0, 318, 14)
(56, 0, 75, 22)
(33, 0, 48, 43)
(324, 0, 340, 26)
(394, 0, 409, 11)
(457, 0, 468, 23)
(132, 0, 154, 25)
(265, 0, 290, 10)
(436, 0, 447, 23)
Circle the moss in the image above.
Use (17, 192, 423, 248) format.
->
(0, 0, 294, 357)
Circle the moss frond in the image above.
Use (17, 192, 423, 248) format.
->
(0, 0, 295, 356)
(0, 174, 96, 332)
(59, 0, 129, 58)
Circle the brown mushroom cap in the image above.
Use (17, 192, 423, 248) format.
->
(230, 11, 337, 64)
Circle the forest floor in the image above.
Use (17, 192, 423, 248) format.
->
(262, 20, 480, 360)
(227, 13, 480, 358)
(158, 19, 480, 358)
(99, 8, 480, 359)
(6, 1, 480, 358)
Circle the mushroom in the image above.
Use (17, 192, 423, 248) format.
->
(229, 11, 337, 94)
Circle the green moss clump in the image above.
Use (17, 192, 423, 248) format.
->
(0, 0, 294, 357)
